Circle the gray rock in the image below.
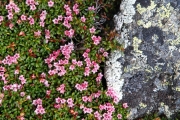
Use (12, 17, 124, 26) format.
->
(105, 0, 180, 119)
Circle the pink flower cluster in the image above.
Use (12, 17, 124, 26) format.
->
(83, 107, 93, 114)
(99, 48, 108, 57)
(45, 49, 61, 65)
(96, 72, 103, 83)
(45, 42, 75, 76)
(60, 42, 74, 59)
(54, 97, 66, 109)
(0, 66, 7, 84)
(39, 73, 49, 87)
(3, 84, 22, 91)
(56, 84, 65, 94)
(75, 81, 88, 92)
(6, 1, 20, 20)
(26, 0, 39, 11)
(98, 103, 115, 120)
(105, 87, 120, 104)
(73, 3, 79, 15)
(91, 35, 102, 45)
(64, 29, 75, 38)
(33, 98, 46, 115)
(83, 49, 100, 76)
(19, 75, 26, 85)
(69, 59, 83, 70)
(67, 98, 74, 107)
(27, 16, 35, 25)
(39, 10, 47, 27)
(1, 53, 20, 66)
(82, 90, 101, 103)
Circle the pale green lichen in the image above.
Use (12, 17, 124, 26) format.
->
(139, 102, 147, 109)
(169, 37, 180, 46)
(136, 0, 156, 15)
(157, 3, 171, 19)
(133, 37, 142, 54)
(137, 20, 152, 28)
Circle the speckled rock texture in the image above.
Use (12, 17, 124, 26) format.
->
(105, 0, 180, 119)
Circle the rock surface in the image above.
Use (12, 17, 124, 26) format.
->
(105, 0, 180, 119)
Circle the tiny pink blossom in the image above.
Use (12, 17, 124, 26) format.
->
(81, 16, 86, 22)
(0, 16, 3, 22)
(103, 52, 108, 57)
(34, 30, 41, 37)
(53, 18, 59, 24)
(20, 92, 25, 97)
(26, 95, 31, 100)
(89, 26, 96, 33)
(123, 103, 128, 109)
(69, 65, 75, 70)
(9, 23, 14, 29)
(58, 15, 63, 21)
(30, 5, 36, 10)
(48, 0, 54, 7)
(117, 114, 122, 119)
(88, 6, 95, 11)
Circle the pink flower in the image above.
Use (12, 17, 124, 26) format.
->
(117, 114, 122, 119)
(69, 65, 75, 70)
(88, 6, 95, 11)
(60, 99, 66, 104)
(0, 16, 4, 22)
(63, 20, 71, 28)
(26, 95, 31, 100)
(46, 90, 51, 96)
(94, 111, 102, 119)
(34, 30, 41, 37)
(33, 98, 42, 106)
(122, 103, 128, 109)
(89, 26, 96, 33)
(7, 13, 13, 20)
(45, 29, 50, 39)
(81, 16, 86, 22)
(56, 84, 65, 94)
(83, 107, 93, 114)
(73, 3, 79, 15)
(103, 52, 108, 57)
(30, 5, 36, 10)
(91, 35, 101, 45)
(9, 23, 14, 29)
(53, 18, 59, 24)
(64, 29, 74, 38)
(54, 104, 61, 109)
(55, 97, 61, 104)
(20, 92, 25, 97)
(28, 16, 34, 25)
(48, 0, 54, 7)
(58, 15, 63, 21)
(82, 96, 88, 102)
(83, 52, 88, 58)
(39, 21, 45, 27)
(76, 61, 83, 67)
